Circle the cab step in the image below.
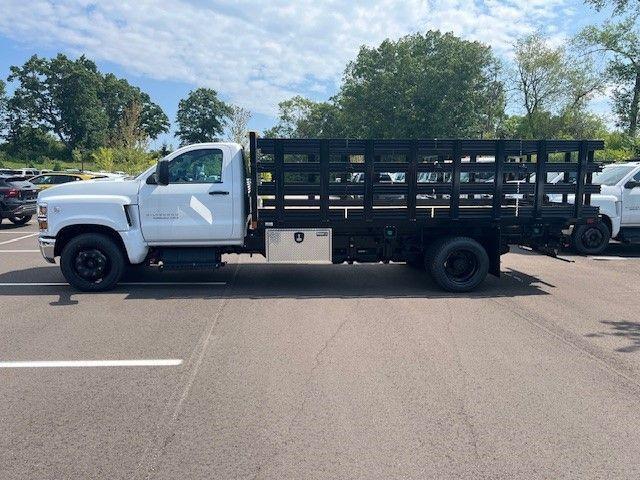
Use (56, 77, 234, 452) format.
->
(148, 247, 223, 270)
(618, 227, 640, 244)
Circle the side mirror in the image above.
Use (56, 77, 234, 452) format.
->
(156, 160, 170, 186)
(624, 180, 640, 190)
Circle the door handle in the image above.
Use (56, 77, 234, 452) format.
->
(209, 190, 229, 195)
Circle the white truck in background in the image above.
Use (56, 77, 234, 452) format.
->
(568, 161, 640, 254)
(504, 163, 640, 254)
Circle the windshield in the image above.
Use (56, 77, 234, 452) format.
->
(592, 165, 635, 186)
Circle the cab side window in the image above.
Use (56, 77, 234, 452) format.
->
(168, 149, 223, 184)
(634, 170, 640, 182)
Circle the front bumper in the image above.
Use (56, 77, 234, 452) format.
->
(38, 237, 56, 263)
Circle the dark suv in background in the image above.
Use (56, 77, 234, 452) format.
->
(0, 174, 38, 226)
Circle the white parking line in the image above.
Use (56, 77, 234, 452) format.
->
(0, 233, 38, 245)
(592, 256, 640, 261)
(0, 359, 183, 368)
(0, 249, 40, 253)
(0, 282, 227, 287)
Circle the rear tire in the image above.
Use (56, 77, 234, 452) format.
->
(426, 237, 489, 292)
(8, 215, 32, 226)
(60, 233, 125, 292)
(572, 222, 610, 255)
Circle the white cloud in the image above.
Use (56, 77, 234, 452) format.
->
(0, 0, 573, 115)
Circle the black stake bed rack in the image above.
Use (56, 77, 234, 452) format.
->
(248, 133, 603, 231)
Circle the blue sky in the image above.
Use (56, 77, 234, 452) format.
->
(0, 0, 613, 146)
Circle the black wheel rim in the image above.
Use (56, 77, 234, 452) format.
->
(444, 249, 479, 283)
(74, 249, 109, 282)
(582, 227, 604, 249)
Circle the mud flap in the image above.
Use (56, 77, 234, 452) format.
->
(486, 229, 502, 278)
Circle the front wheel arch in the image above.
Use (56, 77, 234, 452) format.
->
(54, 224, 128, 262)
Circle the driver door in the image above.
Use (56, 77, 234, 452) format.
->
(622, 170, 640, 226)
(138, 147, 234, 243)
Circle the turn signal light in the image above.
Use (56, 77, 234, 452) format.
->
(38, 219, 48, 230)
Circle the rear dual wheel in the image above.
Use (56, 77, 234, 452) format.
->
(425, 237, 490, 292)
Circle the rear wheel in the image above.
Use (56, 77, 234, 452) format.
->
(426, 237, 489, 292)
(60, 233, 125, 292)
(572, 222, 610, 255)
(8, 214, 32, 226)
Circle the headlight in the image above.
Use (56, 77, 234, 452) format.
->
(37, 203, 48, 230)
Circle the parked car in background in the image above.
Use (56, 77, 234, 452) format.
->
(28, 172, 108, 191)
(0, 168, 41, 177)
(0, 174, 38, 225)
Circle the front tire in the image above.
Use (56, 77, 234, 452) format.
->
(426, 237, 489, 292)
(60, 233, 125, 292)
(572, 222, 610, 255)
(9, 214, 32, 226)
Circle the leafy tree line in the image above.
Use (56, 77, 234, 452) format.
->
(0, 54, 250, 172)
(265, 30, 611, 144)
(264, 5, 640, 160)
(2, 0, 640, 170)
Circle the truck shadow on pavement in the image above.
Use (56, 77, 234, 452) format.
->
(0, 263, 553, 304)
(586, 321, 640, 353)
(560, 242, 640, 259)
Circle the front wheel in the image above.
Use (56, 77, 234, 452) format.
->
(426, 237, 489, 292)
(60, 233, 125, 292)
(8, 214, 32, 226)
(572, 222, 610, 255)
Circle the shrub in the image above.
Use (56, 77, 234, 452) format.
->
(91, 147, 115, 172)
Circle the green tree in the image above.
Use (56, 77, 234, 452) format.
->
(0, 79, 7, 135)
(7, 54, 108, 152)
(264, 96, 343, 138)
(226, 105, 252, 148)
(512, 34, 603, 138)
(578, 18, 640, 137)
(176, 88, 231, 145)
(100, 73, 168, 143)
(91, 147, 115, 171)
(585, 0, 639, 14)
(110, 100, 148, 149)
(336, 31, 505, 138)
(4, 54, 168, 160)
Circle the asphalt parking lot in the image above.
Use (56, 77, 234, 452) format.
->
(2, 221, 640, 479)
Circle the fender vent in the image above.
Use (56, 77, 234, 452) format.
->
(123, 205, 133, 226)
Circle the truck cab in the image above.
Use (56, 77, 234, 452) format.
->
(38, 143, 248, 290)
